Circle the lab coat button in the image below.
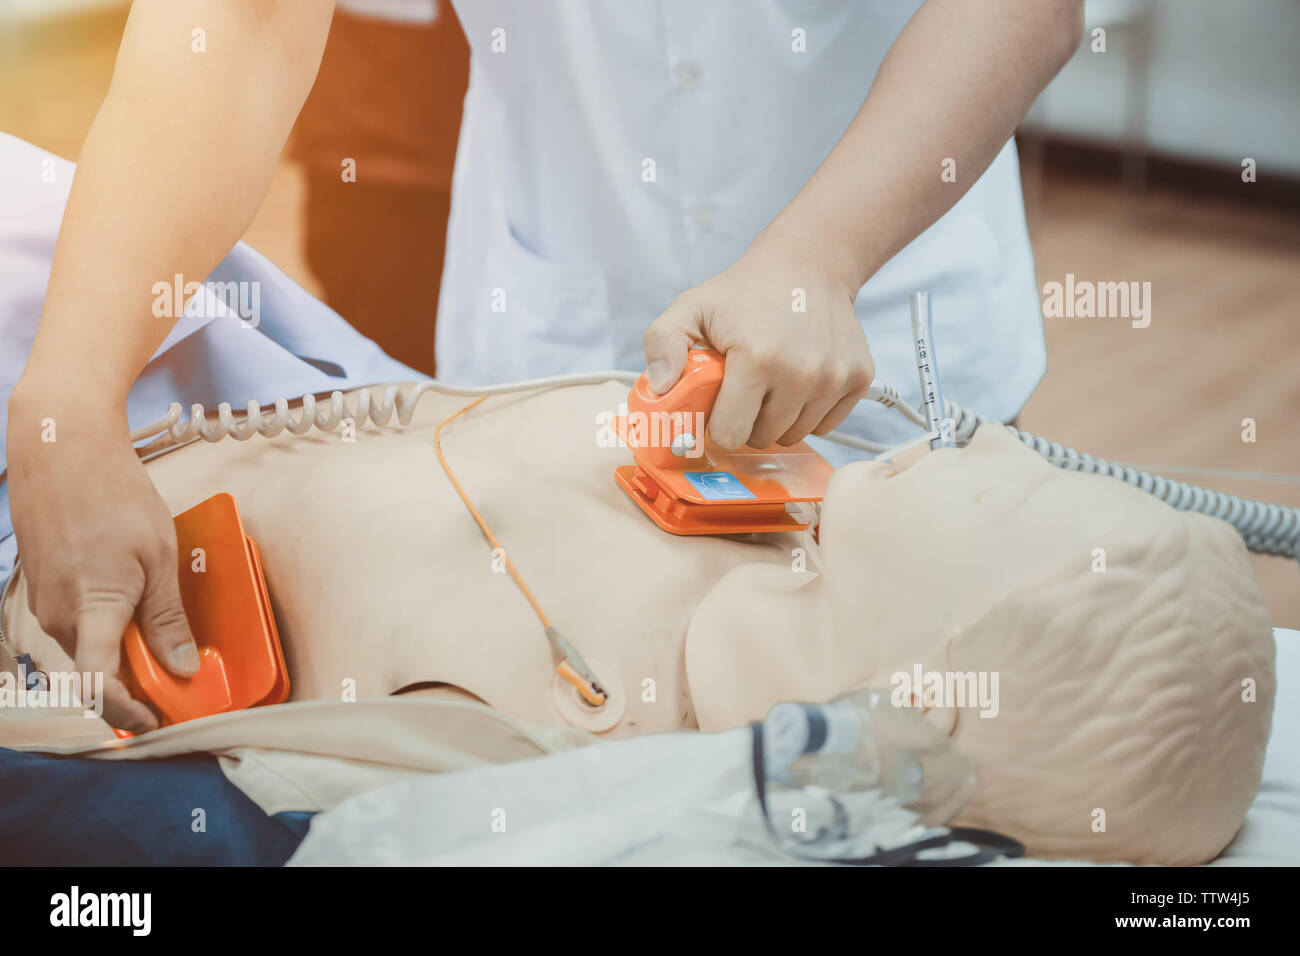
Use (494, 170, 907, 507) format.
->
(674, 62, 703, 90)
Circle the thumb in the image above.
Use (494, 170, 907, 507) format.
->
(73, 603, 160, 734)
(136, 556, 199, 678)
(642, 296, 701, 395)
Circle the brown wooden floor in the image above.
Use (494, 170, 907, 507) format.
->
(4, 6, 1299, 625)
(1020, 170, 1300, 625)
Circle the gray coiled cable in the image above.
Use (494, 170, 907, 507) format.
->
(943, 399, 1300, 561)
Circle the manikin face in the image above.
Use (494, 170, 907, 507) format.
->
(817, 424, 1208, 682)
(823, 426, 1275, 863)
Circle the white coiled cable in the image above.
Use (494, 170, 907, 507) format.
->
(128, 372, 642, 458)
(129, 374, 1300, 561)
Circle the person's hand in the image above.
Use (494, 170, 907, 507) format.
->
(6, 385, 198, 732)
(642, 229, 874, 449)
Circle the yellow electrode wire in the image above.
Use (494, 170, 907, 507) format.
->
(433, 396, 607, 707)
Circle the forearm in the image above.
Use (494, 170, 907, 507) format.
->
(764, 0, 1083, 291)
(17, 0, 334, 410)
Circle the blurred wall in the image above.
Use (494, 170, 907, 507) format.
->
(2, 0, 123, 16)
(0, 0, 130, 161)
(1025, 0, 1300, 173)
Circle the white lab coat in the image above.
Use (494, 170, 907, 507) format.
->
(437, 0, 1046, 445)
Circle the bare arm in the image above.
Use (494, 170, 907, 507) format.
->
(769, 0, 1084, 292)
(644, 0, 1084, 449)
(6, 0, 334, 732)
(18, 0, 334, 404)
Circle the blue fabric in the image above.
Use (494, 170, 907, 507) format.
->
(0, 747, 313, 866)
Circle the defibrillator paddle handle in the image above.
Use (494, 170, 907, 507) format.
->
(627, 349, 725, 470)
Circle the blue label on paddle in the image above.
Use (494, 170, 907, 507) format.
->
(683, 471, 756, 501)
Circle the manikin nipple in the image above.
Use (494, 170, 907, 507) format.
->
(552, 656, 625, 733)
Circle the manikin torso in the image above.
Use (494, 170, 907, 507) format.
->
(0, 381, 1276, 863)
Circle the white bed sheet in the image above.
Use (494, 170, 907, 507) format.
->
(290, 629, 1300, 866)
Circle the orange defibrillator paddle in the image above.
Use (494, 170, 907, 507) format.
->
(119, 493, 288, 729)
(613, 349, 834, 535)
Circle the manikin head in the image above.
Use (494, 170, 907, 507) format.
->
(687, 425, 1275, 863)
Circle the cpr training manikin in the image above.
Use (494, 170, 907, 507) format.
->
(0, 373, 1275, 866)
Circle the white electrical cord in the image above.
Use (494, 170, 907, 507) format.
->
(128, 373, 1300, 560)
